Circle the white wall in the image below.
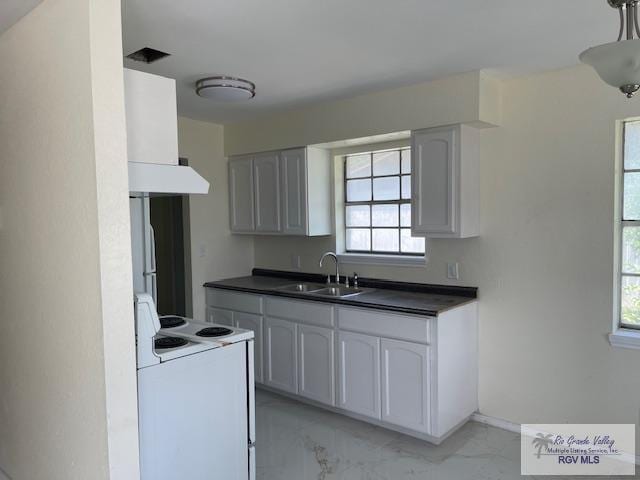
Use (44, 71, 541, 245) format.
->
(0, 0, 139, 478)
(224, 71, 500, 156)
(178, 117, 255, 319)
(245, 66, 640, 441)
(88, 0, 140, 477)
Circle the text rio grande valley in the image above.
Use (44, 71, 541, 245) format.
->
(547, 435, 619, 465)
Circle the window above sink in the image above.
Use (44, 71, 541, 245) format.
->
(333, 141, 427, 268)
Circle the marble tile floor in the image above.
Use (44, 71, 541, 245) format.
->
(255, 389, 639, 480)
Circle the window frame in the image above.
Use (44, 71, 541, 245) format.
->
(612, 120, 640, 349)
(343, 147, 424, 256)
(617, 121, 640, 331)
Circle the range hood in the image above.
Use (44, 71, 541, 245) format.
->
(124, 68, 210, 196)
(128, 162, 210, 195)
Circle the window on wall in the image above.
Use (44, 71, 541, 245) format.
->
(619, 121, 640, 329)
(344, 148, 425, 255)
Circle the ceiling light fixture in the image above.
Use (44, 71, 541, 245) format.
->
(195, 76, 256, 102)
(580, 0, 640, 98)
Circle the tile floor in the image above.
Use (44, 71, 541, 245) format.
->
(255, 389, 638, 480)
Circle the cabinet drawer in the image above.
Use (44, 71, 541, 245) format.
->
(206, 288, 263, 314)
(205, 307, 234, 327)
(337, 307, 432, 344)
(265, 296, 334, 327)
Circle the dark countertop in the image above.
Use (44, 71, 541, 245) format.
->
(204, 269, 477, 317)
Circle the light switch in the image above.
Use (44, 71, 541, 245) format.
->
(447, 262, 459, 280)
(198, 245, 207, 258)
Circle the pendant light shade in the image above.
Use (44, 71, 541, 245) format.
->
(580, 0, 640, 98)
(580, 39, 640, 97)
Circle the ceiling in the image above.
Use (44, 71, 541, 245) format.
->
(122, 0, 616, 124)
(0, 0, 43, 36)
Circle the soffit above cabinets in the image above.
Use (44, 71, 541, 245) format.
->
(224, 72, 500, 157)
(313, 132, 411, 150)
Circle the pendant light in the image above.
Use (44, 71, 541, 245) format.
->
(580, 0, 640, 98)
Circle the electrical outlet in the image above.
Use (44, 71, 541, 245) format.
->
(291, 254, 301, 270)
(447, 262, 459, 280)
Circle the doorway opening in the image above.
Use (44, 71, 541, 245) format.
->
(149, 158, 193, 317)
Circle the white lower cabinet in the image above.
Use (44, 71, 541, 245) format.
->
(235, 312, 264, 385)
(264, 317, 298, 394)
(206, 288, 478, 443)
(298, 324, 335, 406)
(205, 307, 263, 384)
(205, 307, 234, 327)
(337, 331, 381, 420)
(381, 338, 431, 433)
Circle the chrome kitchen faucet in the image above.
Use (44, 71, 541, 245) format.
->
(319, 251, 346, 285)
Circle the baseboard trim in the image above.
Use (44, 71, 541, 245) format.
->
(470, 412, 521, 433)
(257, 384, 451, 444)
(471, 413, 640, 465)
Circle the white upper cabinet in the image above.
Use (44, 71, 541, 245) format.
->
(281, 147, 332, 236)
(229, 156, 255, 232)
(124, 69, 179, 166)
(281, 148, 307, 235)
(411, 125, 479, 238)
(253, 153, 282, 233)
(228, 147, 331, 236)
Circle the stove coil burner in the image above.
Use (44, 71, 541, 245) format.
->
(196, 327, 233, 338)
(155, 336, 189, 350)
(160, 316, 187, 329)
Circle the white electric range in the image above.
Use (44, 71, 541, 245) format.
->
(158, 314, 254, 345)
(135, 293, 255, 480)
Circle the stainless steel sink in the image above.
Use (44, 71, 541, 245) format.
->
(276, 283, 325, 293)
(310, 286, 365, 298)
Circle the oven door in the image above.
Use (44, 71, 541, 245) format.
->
(138, 343, 249, 480)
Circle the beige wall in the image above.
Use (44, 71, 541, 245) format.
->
(178, 117, 255, 319)
(248, 66, 640, 439)
(0, 0, 139, 479)
(224, 71, 501, 156)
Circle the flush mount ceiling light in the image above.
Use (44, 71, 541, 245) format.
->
(195, 76, 256, 102)
(580, 0, 640, 98)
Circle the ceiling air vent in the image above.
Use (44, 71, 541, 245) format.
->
(126, 47, 170, 64)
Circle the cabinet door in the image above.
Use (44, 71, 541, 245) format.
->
(381, 338, 431, 433)
(235, 312, 264, 384)
(229, 156, 255, 232)
(281, 148, 307, 235)
(411, 126, 456, 235)
(253, 153, 281, 233)
(264, 317, 297, 393)
(298, 324, 334, 406)
(205, 307, 234, 327)
(337, 332, 380, 420)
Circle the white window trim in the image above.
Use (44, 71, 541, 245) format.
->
(335, 142, 426, 263)
(609, 328, 640, 350)
(611, 119, 640, 349)
(337, 252, 427, 268)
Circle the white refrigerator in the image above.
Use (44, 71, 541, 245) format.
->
(130, 195, 157, 303)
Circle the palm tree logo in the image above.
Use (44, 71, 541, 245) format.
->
(532, 433, 554, 459)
